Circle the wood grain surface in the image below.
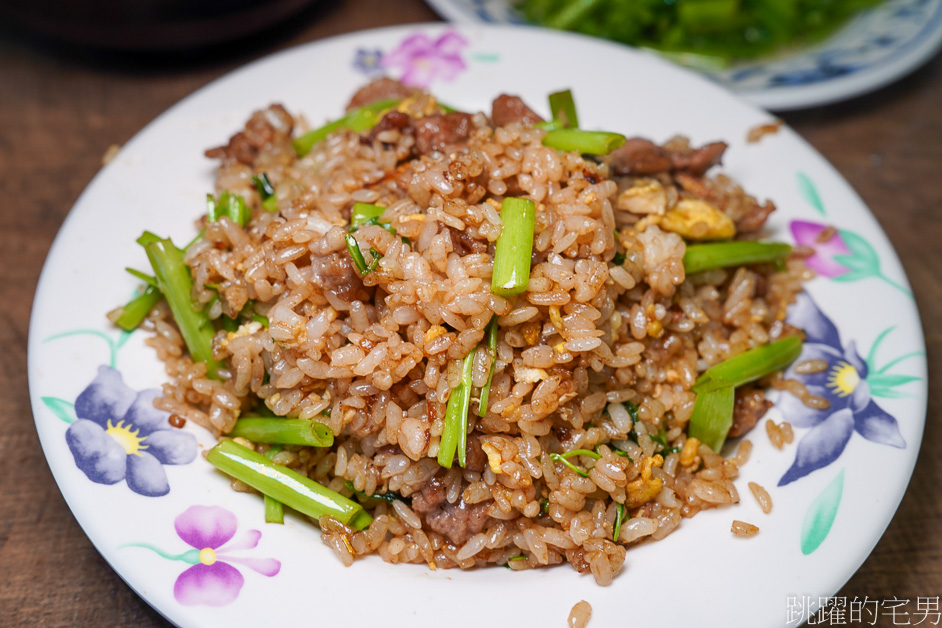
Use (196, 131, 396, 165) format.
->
(1, 1, 938, 625)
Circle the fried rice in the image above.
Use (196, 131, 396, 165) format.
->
(135, 79, 811, 585)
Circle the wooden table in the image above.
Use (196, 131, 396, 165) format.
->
(1, 1, 938, 625)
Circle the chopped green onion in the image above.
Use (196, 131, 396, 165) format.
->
(693, 336, 803, 393)
(683, 241, 792, 274)
(540, 497, 550, 516)
(293, 98, 401, 157)
(141, 234, 222, 378)
(687, 385, 735, 453)
(229, 417, 334, 447)
(344, 480, 400, 504)
(558, 448, 602, 461)
(351, 202, 386, 228)
(207, 191, 251, 227)
(542, 129, 626, 155)
(534, 119, 565, 131)
(125, 268, 157, 287)
(613, 502, 626, 542)
(438, 349, 476, 469)
(548, 89, 579, 129)
(491, 197, 536, 297)
(207, 440, 372, 530)
(344, 233, 382, 275)
(110, 285, 162, 331)
(623, 401, 639, 422)
(612, 251, 626, 266)
(264, 446, 285, 524)
(252, 173, 278, 212)
(549, 453, 589, 477)
(478, 316, 499, 417)
(251, 313, 269, 328)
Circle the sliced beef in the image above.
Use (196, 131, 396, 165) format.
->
(669, 141, 728, 177)
(609, 138, 728, 177)
(728, 386, 772, 438)
(310, 251, 361, 302)
(411, 477, 447, 514)
(491, 94, 544, 127)
(346, 77, 418, 111)
(464, 434, 487, 473)
(425, 499, 489, 545)
(204, 104, 294, 166)
(367, 110, 412, 143)
(414, 112, 475, 155)
(735, 199, 777, 233)
(608, 138, 673, 175)
(447, 226, 488, 256)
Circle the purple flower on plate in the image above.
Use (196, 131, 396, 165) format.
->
(775, 294, 906, 486)
(381, 30, 468, 87)
(65, 365, 196, 496)
(790, 220, 851, 278)
(172, 506, 281, 606)
(353, 48, 385, 77)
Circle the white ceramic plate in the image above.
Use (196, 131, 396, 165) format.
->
(29, 24, 927, 628)
(424, 0, 942, 110)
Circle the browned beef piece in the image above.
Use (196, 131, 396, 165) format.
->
(608, 138, 673, 175)
(204, 104, 294, 166)
(411, 477, 447, 514)
(464, 434, 487, 473)
(367, 110, 412, 143)
(310, 251, 361, 302)
(728, 386, 772, 438)
(491, 94, 545, 127)
(735, 199, 777, 233)
(425, 499, 489, 545)
(669, 141, 728, 177)
(413, 112, 475, 155)
(447, 226, 488, 256)
(346, 77, 418, 111)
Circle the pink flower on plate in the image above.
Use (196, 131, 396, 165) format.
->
(172, 505, 281, 606)
(790, 220, 851, 278)
(381, 30, 468, 87)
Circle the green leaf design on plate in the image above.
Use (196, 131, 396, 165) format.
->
(801, 469, 844, 555)
(797, 172, 826, 216)
(121, 543, 201, 564)
(42, 397, 77, 424)
(831, 229, 913, 298)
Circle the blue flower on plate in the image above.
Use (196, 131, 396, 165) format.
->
(775, 294, 906, 486)
(65, 366, 197, 496)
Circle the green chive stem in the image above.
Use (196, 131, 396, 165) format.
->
(683, 241, 792, 274)
(694, 336, 803, 393)
(548, 89, 579, 129)
(491, 197, 536, 297)
(229, 417, 334, 447)
(477, 316, 499, 417)
(207, 440, 371, 530)
(350, 202, 386, 229)
(438, 349, 476, 469)
(293, 98, 401, 157)
(688, 385, 736, 453)
(613, 502, 626, 542)
(549, 453, 591, 478)
(542, 129, 626, 154)
(110, 285, 162, 331)
(141, 235, 222, 378)
(125, 268, 157, 287)
(263, 446, 285, 524)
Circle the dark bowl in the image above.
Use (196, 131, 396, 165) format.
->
(0, 0, 319, 51)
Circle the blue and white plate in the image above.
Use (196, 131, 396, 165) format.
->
(424, 0, 942, 110)
(29, 24, 927, 628)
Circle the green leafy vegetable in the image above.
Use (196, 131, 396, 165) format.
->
(344, 233, 382, 275)
(548, 89, 579, 129)
(438, 349, 476, 469)
(693, 336, 803, 393)
(207, 191, 251, 227)
(478, 316, 499, 417)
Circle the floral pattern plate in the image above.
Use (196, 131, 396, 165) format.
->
(424, 0, 942, 110)
(28, 24, 927, 628)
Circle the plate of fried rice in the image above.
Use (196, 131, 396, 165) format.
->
(28, 23, 927, 628)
